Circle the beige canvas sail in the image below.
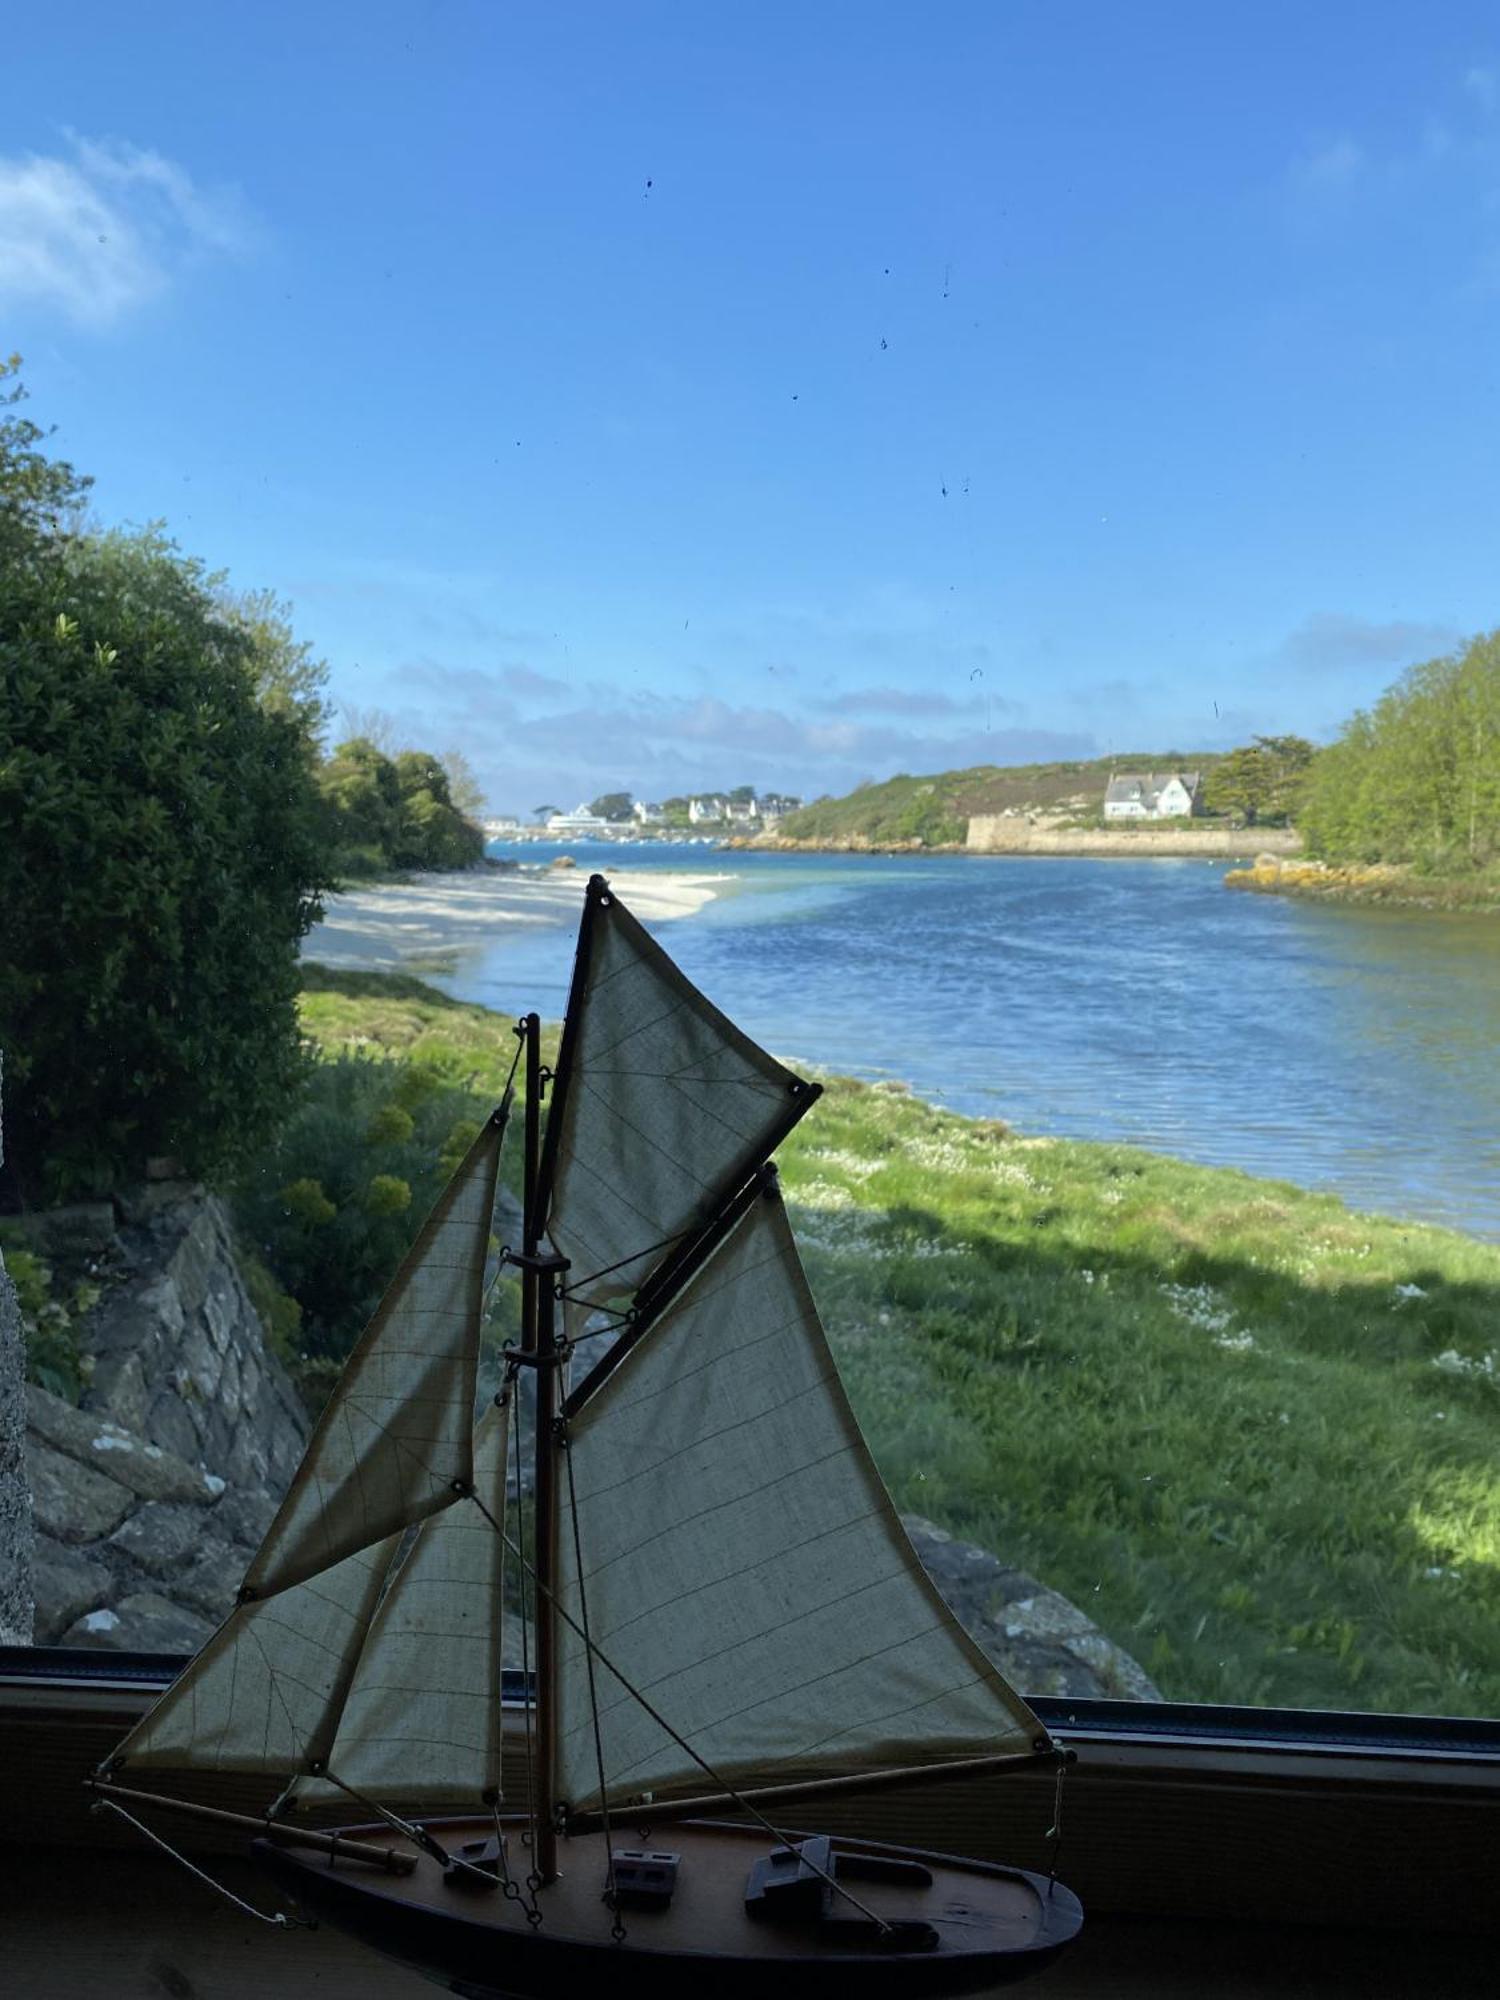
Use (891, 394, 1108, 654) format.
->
(292, 1405, 510, 1809)
(111, 1534, 400, 1777)
(544, 888, 812, 1302)
(244, 1104, 508, 1599)
(553, 1189, 1045, 1813)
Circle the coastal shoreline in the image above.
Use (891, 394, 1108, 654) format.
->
(1226, 859, 1500, 915)
(734, 826, 1302, 859)
(303, 862, 725, 975)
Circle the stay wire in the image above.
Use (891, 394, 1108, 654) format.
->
(95, 1797, 309, 1930)
(467, 1491, 893, 1936)
(561, 1417, 624, 1941)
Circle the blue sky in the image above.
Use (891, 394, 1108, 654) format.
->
(5, 4, 1498, 811)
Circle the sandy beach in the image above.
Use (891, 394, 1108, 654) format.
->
(303, 863, 725, 974)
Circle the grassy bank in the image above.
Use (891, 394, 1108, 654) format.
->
(1226, 859, 1500, 913)
(278, 965, 1500, 1719)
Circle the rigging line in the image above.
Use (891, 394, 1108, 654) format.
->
(95, 1798, 308, 1929)
(556, 1223, 694, 1297)
(314, 1768, 519, 1894)
(467, 1493, 894, 1937)
(561, 1422, 622, 1936)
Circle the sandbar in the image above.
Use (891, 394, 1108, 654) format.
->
(303, 863, 724, 974)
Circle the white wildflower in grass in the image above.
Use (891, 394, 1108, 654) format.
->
(1392, 1282, 1428, 1303)
(1214, 1331, 1257, 1353)
(793, 1178, 859, 1213)
(1101, 1188, 1124, 1206)
(1159, 1282, 1235, 1334)
(1432, 1349, 1497, 1380)
(903, 1136, 982, 1174)
(805, 1147, 884, 1181)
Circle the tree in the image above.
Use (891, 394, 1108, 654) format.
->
(532, 804, 559, 822)
(0, 355, 90, 570)
(1299, 635, 1500, 869)
(1, 525, 332, 1202)
(318, 737, 404, 872)
(1203, 735, 1315, 825)
(439, 748, 486, 821)
(588, 791, 633, 822)
(390, 750, 483, 869)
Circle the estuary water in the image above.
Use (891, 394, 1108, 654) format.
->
(460, 843, 1500, 1240)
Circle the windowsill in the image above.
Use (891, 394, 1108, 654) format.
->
(4, 1645, 1497, 1940)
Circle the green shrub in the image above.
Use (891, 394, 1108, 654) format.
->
(1, 523, 332, 1201)
(0, 1230, 97, 1403)
(235, 1053, 491, 1362)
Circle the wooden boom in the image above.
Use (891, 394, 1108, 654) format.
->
(90, 1781, 417, 1874)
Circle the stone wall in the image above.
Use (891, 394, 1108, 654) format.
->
(966, 817, 1302, 858)
(20, 1187, 308, 1651)
(902, 1514, 1159, 1702)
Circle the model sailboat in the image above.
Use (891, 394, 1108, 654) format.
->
(92, 875, 1082, 1994)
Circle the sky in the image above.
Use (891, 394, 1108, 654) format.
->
(5, 3, 1499, 813)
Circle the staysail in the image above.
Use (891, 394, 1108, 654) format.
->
(109, 1101, 511, 1790)
(243, 1104, 508, 1599)
(553, 1186, 1045, 1813)
(109, 1533, 402, 1777)
(541, 880, 816, 1303)
(291, 1405, 511, 1808)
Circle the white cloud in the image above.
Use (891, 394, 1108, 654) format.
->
(0, 133, 256, 327)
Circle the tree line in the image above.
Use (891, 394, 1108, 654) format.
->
(0, 359, 481, 1205)
(1297, 633, 1500, 870)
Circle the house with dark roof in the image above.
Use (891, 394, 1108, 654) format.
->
(1103, 770, 1202, 820)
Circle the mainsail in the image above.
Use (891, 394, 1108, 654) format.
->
(552, 1187, 1045, 1813)
(541, 880, 815, 1304)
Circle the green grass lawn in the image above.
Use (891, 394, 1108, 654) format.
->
(295, 964, 1500, 1719)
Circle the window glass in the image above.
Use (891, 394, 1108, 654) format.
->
(3, 6, 1498, 1734)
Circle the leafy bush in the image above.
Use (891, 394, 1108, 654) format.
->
(0, 1229, 98, 1403)
(234, 1052, 494, 1365)
(1, 526, 333, 1201)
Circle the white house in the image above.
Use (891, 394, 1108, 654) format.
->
(632, 801, 665, 825)
(1102, 771, 1202, 821)
(724, 799, 758, 824)
(688, 796, 727, 824)
(546, 803, 611, 834)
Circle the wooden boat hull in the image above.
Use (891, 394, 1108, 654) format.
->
(255, 1816, 1081, 1998)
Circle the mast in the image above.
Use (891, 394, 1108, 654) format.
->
(519, 1011, 565, 1883)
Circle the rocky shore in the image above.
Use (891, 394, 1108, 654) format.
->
(1226, 855, 1500, 913)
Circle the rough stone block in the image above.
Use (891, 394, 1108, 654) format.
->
(209, 1486, 278, 1550)
(61, 1590, 213, 1653)
(26, 1384, 219, 1505)
(26, 1438, 134, 1543)
(9, 1202, 118, 1261)
(107, 1502, 211, 1577)
(31, 1535, 115, 1644)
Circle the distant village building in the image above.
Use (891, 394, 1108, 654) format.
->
(1102, 771, 1202, 821)
(724, 799, 758, 825)
(632, 801, 665, 825)
(688, 796, 727, 824)
(481, 815, 521, 836)
(546, 803, 611, 834)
